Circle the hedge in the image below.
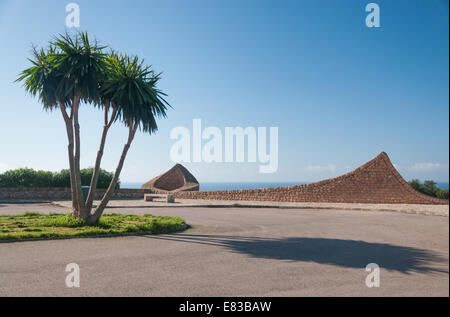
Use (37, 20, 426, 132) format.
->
(0, 168, 119, 189)
(408, 179, 449, 200)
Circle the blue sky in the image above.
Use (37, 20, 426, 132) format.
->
(0, 0, 448, 183)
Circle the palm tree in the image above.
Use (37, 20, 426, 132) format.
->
(18, 32, 107, 218)
(18, 32, 169, 224)
(86, 53, 169, 224)
(50, 32, 108, 218)
(17, 43, 78, 215)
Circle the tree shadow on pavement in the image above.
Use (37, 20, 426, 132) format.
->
(145, 234, 448, 274)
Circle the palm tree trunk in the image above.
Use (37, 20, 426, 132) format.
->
(88, 122, 138, 224)
(85, 102, 117, 211)
(58, 102, 78, 216)
(72, 96, 87, 218)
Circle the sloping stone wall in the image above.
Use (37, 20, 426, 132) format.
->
(174, 152, 448, 205)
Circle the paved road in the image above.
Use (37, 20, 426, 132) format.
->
(0, 203, 448, 296)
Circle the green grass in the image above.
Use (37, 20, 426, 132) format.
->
(0, 212, 186, 242)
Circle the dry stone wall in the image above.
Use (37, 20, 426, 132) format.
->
(174, 152, 448, 205)
(1, 153, 448, 205)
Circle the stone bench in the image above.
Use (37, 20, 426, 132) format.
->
(144, 193, 175, 203)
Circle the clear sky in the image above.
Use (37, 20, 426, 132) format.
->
(0, 0, 448, 183)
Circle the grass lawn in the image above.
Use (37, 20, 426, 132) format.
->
(0, 212, 186, 242)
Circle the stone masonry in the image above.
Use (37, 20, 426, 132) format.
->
(0, 188, 152, 201)
(174, 152, 448, 205)
(1, 152, 448, 205)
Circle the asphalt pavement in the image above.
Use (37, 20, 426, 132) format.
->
(0, 203, 448, 296)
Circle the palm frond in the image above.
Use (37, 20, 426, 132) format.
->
(100, 52, 170, 133)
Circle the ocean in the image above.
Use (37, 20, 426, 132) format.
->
(121, 182, 449, 191)
(436, 182, 449, 189)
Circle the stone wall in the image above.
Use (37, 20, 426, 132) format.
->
(174, 152, 448, 205)
(0, 187, 153, 201)
(1, 153, 448, 205)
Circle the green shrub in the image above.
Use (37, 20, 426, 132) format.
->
(408, 179, 449, 199)
(0, 168, 119, 189)
(423, 180, 437, 196)
(436, 189, 449, 199)
(52, 169, 71, 187)
(408, 179, 422, 192)
(0, 168, 53, 188)
(79, 168, 119, 189)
